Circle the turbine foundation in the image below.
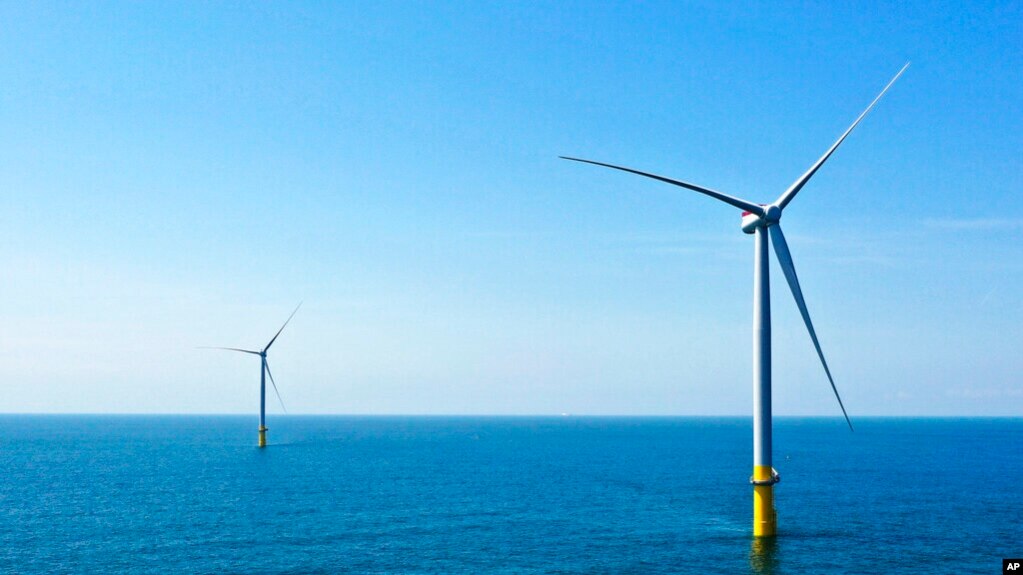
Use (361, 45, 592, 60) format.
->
(752, 465, 777, 536)
(258, 426, 267, 448)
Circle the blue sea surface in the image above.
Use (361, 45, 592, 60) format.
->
(0, 416, 1019, 574)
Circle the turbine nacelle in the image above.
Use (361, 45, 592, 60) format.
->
(741, 211, 761, 234)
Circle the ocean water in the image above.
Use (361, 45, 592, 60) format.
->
(0, 416, 1019, 574)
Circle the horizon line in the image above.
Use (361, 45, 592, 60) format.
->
(1, 412, 1019, 419)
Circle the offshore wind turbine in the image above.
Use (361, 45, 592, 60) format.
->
(202, 303, 301, 447)
(562, 64, 908, 537)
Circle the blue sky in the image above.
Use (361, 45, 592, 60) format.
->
(1, 2, 1020, 415)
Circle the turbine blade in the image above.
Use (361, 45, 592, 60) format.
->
(768, 224, 853, 431)
(264, 301, 303, 352)
(774, 62, 910, 210)
(264, 360, 287, 414)
(197, 346, 261, 356)
(560, 156, 765, 216)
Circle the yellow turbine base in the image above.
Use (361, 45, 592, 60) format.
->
(753, 465, 777, 537)
(258, 427, 267, 448)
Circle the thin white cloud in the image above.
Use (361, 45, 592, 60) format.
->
(944, 386, 1023, 399)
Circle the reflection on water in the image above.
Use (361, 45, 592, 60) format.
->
(749, 536, 779, 574)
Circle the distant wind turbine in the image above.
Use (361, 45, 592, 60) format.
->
(201, 303, 302, 447)
(562, 64, 908, 537)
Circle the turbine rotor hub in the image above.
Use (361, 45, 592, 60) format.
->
(764, 205, 782, 223)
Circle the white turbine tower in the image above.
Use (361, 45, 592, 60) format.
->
(562, 64, 908, 537)
(202, 302, 301, 447)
